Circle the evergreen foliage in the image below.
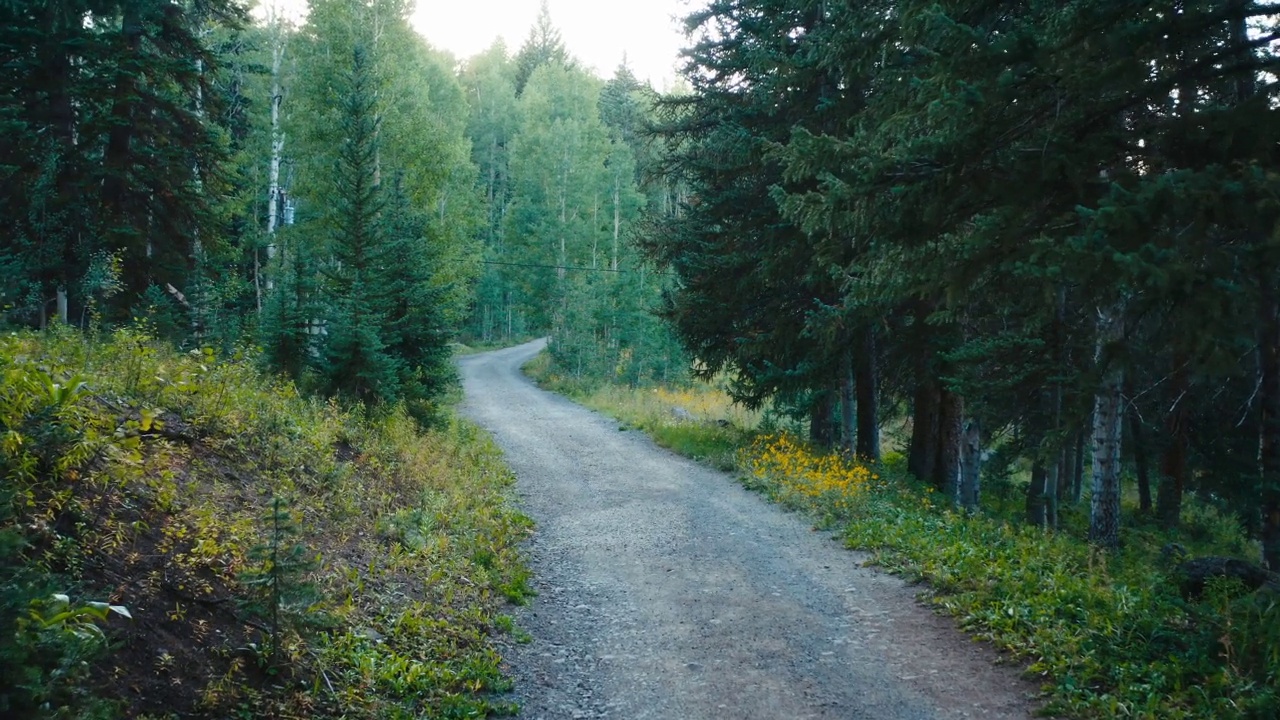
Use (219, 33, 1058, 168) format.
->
(274, 0, 475, 417)
(240, 494, 321, 669)
(0, 0, 248, 328)
(513, 1, 570, 96)
(320, 43, 401, 405)
(381, 173, 457, 422)
(651, 0, 1280, 568)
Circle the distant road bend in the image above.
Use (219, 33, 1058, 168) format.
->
(459, 340, 1039, 720)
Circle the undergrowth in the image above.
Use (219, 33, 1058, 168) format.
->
(0, 326, 532, 718)
(536, 360, 1279, 720)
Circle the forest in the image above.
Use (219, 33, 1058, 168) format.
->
(646, 0, 1280, 562)
(2, 0, 1279, 717)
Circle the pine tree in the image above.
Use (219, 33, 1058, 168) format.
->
(239, 495, 320, 668)
(320, 43, 400, 405)
(381, 173, 456, 423)
(0, 0, 246, 328)
(260, 229, 320, 381)
(647, 0, 849, 431)
(513, 1, 569, 96)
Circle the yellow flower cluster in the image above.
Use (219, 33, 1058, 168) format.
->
(746, 434, 878, 514)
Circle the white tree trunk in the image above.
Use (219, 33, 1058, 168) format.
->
(612, 173, 621, 271)
(1044, 455, 1060, 528)
(56, 288, 68, 324)
(558, 149, 568, 279)
(266, 33, 285, 260)
(190, 52, 206, 340)
(591, 192, 599, 269)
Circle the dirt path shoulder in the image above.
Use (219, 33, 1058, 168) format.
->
(459, 340, 1043, 720)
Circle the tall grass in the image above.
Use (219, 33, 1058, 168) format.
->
(524, 352, 758, 469)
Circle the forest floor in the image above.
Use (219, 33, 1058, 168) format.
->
(459, 339, 1042, 720)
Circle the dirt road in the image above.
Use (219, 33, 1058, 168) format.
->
(459, 340, 1040, 720)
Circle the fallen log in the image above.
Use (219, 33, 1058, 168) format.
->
(1176, 555, 1280, 600)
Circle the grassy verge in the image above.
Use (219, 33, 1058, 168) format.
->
(1, 326, 531, 719)
(523, 352, 757, 470)
(527, 357, 1278, 720)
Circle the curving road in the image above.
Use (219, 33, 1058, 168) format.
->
(459, 340, 1040, 720)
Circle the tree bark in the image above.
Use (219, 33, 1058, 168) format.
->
(958, 418, 981, 510)
(908, 369, 940, 482)
(612, 172, 621, 272)
(1090, 305, 1126, 548)
(810, 391, 836, 449)
(856, 326, 881, 461)
(39, 4, 80, 320)
(1259, 271, 1280, 570)
(1156, 364, 1189, 528)
(1070, 429, 1086, 503)
(1127, 389, 1153, 514)
(101, 4, 145, 266)
(1057, 438, 1071, 504)
(1045, 451, 1060, 529)
(265, 23, 286, 297)
(1043, 284, 1064, 527)
(558, 147, 568, 280)
(1027, 462, 1047, 526)
(934, 388, 963, 497)
(56, 289, 68, 324)
(840, 347, 855, 453)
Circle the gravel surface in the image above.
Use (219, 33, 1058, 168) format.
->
(459, 340, 1043, 720)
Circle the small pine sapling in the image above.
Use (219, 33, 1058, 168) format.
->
(239, 494, 321, 670)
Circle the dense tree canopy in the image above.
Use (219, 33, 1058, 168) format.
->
(7, 0, 1277, 570)
(651, 0, 1280, 563)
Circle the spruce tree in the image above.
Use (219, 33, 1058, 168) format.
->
(320, 44, 400, 405)
(240, 494, 320, 669)
(0, 0, 246, 327)
(260, 230, 320, 381)
(381, 173, 456, 423)
(513, 1, 569, 96)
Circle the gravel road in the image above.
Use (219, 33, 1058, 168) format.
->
(459, 339, 1042, 720)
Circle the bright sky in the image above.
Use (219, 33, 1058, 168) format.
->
(409, 0, 695, 88)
